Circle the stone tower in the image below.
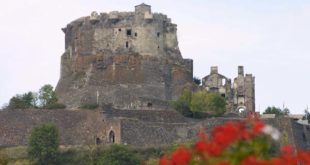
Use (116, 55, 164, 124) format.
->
(55, 4, 193, 109)
(233, 66, 255, 112)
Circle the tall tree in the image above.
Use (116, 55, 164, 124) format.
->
(8, 92, 36, 109)
(38, 84, 57, 107)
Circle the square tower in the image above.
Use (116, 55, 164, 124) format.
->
(135, 3, 151, 14)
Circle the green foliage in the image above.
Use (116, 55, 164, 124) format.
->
(39, 84, 58, 108)
(79, 103, 99, 110)
(45, 103, 66, 109)
(8, 92, 36, 109)
(193, 77, 201, 86)
(0, 153, 8, 165)
(96, 144, 141, 165)
(171, 89, 193, 117)
(263, 106, 290, 117)
(28, 124, 59, 165)
(172, 90, 226, 118)
(190, 91, 208, 113)
(6, 84, 62, 110)
(205, 92, 226, 116)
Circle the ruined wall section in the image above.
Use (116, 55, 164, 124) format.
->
(202, 66, 255, 113)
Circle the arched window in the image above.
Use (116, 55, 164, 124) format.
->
(109, 131, 115, 143)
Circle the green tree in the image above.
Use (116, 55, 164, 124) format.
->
(172, 89, 193, 117)
(97, 144, 141, 165)
(28, 123, 59, 165)
(193, 77, 201, 86)
(39, 84, 58, 107)
(190, 91, 208, 113)
(205, 92, 226, 116)
(8, 92, 36, 109)
(263, 106, 290, 117)
(173, 90, 226, 118)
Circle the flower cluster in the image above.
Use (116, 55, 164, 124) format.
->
(159, 119, 310, 165)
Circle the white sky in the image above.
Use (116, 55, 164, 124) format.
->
(0, 0, 309, 114)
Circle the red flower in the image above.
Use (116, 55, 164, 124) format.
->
(281, 145, 293, 155)
(195, 141, 208, 154)
(159, 156, 170, 165)
(253, 121, 265, 135)
(171, 147, 192, 165)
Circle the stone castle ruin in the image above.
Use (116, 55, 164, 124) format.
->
(2, 4, 310, 150)
(56, 3, 193, 109)
(202, 66, 255, 113)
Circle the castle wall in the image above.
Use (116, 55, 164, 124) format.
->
(0, 109, 309, 149)
(0, 110, 104, 147)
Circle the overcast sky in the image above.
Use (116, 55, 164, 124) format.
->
(0, 0, 309, 114)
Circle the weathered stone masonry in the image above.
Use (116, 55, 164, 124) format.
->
(56, 3, 193, 109)
(202, 66, 255, 113)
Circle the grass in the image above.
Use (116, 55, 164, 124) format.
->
(0, 143, 186, 165)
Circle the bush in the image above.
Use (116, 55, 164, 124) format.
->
(96, 144, 141, 165)
(28, 124, 59, 165)
(45, 103, 66, 109)
(79, 103, 98, 110)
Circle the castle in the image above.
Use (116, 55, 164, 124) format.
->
(1, 4, 310, 150)
(55, 3, 193, 110)
(55, 3, 255, 113)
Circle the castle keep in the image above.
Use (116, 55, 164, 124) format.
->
(56, 3, 193, 109)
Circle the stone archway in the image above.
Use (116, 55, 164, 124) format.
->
(236, 105, 246, 113)
(109, 130, 115, 143)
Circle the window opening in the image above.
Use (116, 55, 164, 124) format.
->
(118, 28, 121, 32)
(134, 32, 137, 37)
(157, 32, 160, 37)
(126, 41, 129, 48)
(96, 137, 101, 145)
(147, 102, 153, 107)
(126, 29, 132, 36)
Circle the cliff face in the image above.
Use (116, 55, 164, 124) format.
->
(55, 4, 193, 109)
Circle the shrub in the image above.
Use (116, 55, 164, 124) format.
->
(96, 144, 141, 165)
(79, 103, 98, 110)
(45, 103, 66, 109)
(28, 124, 59, 165)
